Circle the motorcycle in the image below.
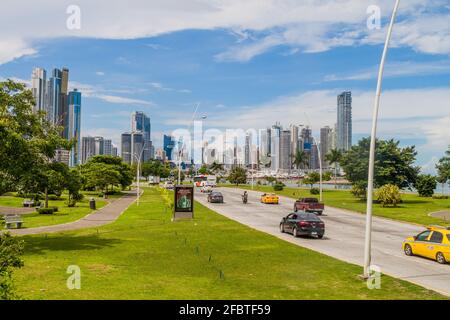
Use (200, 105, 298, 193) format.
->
(242, 193, 248, 204)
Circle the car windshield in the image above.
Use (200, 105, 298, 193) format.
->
(298, 213, 320, 221)
(211, 192, 222, 196)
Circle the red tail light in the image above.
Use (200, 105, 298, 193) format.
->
(298, 221, 310, 227)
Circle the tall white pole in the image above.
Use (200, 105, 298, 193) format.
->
(363, 0, 401, 278)
(137, 160, 140, 206)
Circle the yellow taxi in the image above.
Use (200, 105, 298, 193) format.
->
(403, 226, 450, 264)
(260, 193, 279, 204)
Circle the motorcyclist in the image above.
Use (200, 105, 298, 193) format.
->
(242, 191, 248, 204)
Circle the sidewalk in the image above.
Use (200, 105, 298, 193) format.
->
(5, 190, 138, 236)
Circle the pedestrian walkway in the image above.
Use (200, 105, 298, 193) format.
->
(5, 190, 138, 236)
(429, 211, 450, 221)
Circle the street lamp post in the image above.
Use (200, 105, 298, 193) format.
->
(124, 142, 146, 206)
(363, 0, 401, 278)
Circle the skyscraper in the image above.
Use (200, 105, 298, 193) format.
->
(94, 136, 105, 156)
(68, 89, 81, 166)
(121, 133, 132, 164)
(131, 132, 144, 165)
(31, 68, 47, 115)
(163, 135, 176, 161)
(279, 130, 292, 172)
(337, 91, 352, 151)
(320, 126, 333, 168)
(290, 124, 299, 161)
(103, 139, 113, 156)
(82, 137, 96, 164)
(131, 111, 152, 161)
(258, 128, 271, 169)
(270, 124, 281, 172)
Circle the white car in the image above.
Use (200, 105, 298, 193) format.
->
(201, 185, 213, 193)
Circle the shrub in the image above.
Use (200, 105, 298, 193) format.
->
(351, 182, 367, 199)
(37, 208, 56, 215)
(432, 195, 449, 200)
(47, 194, 61, 201)
(414, 174, 437, 197)
(376, 184, 402, 207)
(310, 188, 320, 195)
(66, 199, 77, 207)
(273, 182, 285, 191)
(98, 192, 104, 198)
(72, 193, 84, 201)
(50, 206, 58, 212)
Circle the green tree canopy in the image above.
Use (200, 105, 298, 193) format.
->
(340, 138, 419, 190)
(436, 146, 450, 195)
(414, 174, 437, 197)
(228, 167, 247, 185)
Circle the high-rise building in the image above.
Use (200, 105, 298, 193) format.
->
(259, 128, 271, 168)
(320, 126, 333, 168)
(121, 133, 132, 164)
(279, 130, 292, 172)
(163, 135, 176, 161)
(81, 137, 96, 164)
(301, 127, 314, 169)
(244, 132, 252, 168)
(131, 132, 144, 165)
(337, 91, 352, 151)
(131, 111, 152, 161)
(67, 89, 81, 166)
(290, 124, 299, 161)
(310, 143, 320, 170)
(270, 124, 282, 172)
(112, 146, 118, 157)
(103, 139, 113, 156)
(94, 136, 104, 156)
(31, 68, 47, 115)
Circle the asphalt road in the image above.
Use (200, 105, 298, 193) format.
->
(195, 187, 450, 296)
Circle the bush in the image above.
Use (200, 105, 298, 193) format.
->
(376, 184, 402, 207)
(98, 192, 104, 198)
(47, 194, 61, 201)
(72, 193, 84, 201)
(66, 199, 77, 207)
(414, 174, 437, 197)
(273, 182, 285, 191)
(310, 188, 320, 195)
(351, 182, 367, 199)
(37, 208, 56, 215)
(433, 195, 449, 200)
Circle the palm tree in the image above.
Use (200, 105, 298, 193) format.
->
(209, 161, 224, 174)
(292, 150, 309, 175)
(325, 149, 343, 189)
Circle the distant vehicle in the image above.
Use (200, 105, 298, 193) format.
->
(294, 198, 324, 215)
(163, 181, 174, 190)
(260, 193, 279, 204)
(280, 212, 325, 239)
(148, 176, 160, 185)
(201, 185, 213, 193)
(193, 175, 217, 187)
(403, 226, 450, 264)
(207, 191, 224, 203)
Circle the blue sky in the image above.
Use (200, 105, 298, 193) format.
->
(0, 0, 449, 172)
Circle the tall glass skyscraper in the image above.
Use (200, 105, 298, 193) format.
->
(68, 89, 81, 167)
(337, 91, 352, 151)
(31, 68, 47, 115)
(163, 135, 175, 161)
(131, 111, 152, 161)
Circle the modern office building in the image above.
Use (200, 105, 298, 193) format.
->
(163, 135, 176, 161)
(337, 91, 352, 151)
(121, 133, 132, 164)
(270, 124, 282, 172)
(290, 124, 300, 161)
(131, 111, 152, 161)
(67, 89, 81, 166)
(131, 132, 144, 165)
(81, 137, 96, 164)
(310, 143, 320, 170)
(31, 68, 47, 115)
(103, 139, 113, 156)
(320, 126, 333, 168)
(112, 146, 118, 157)
(279, 130, 292, 172)
(258, 128, 271, 168)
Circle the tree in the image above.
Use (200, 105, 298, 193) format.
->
(83, 163, 121, 194)
(376, 184, 402, 207)
(0, 233, 24, 300)
(82, 155, 133, 191)
(198, 165, 210, 175)
(228, 167, 247, 186)
(340, 138, 419, 190)
(292, 150, 309, 173)
(141, 160, 171, 179)
(303, 172, 320, 189)
(325, 149, 343, 188)
(436, 147, 450, 196)
(414, 174, 437, 197)
(0, 80, 72, 201)
(66, 169, 83, 206)
(209, 161, 224, 174)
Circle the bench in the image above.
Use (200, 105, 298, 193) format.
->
(3, 214, 24, 229)
(23, 200, 35, 207)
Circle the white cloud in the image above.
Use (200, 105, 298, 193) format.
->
(96, 94, 153, 106)
(0, 0, 448, 64)
(95, 71, 105, 76)
(325, 60, 450, 82)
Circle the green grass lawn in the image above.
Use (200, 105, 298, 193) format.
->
(0, 194, 108, 229)
(224, 184, 450, 227)
(12, 187, 445, 300)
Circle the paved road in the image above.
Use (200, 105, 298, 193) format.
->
(196, 187, 450, 296)
(4, 191, 138, 236)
